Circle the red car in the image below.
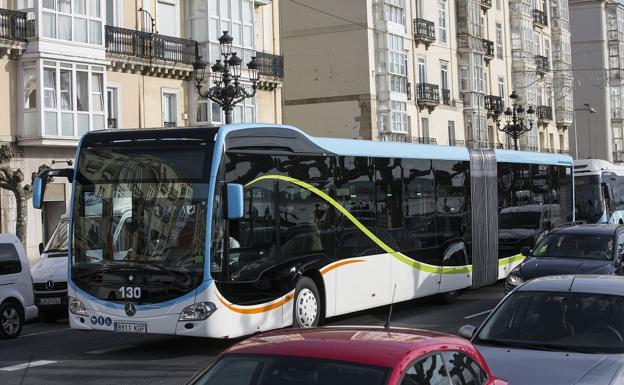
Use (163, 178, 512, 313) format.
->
(186, 326, 507, 385)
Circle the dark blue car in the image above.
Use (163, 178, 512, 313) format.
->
(505, 224, 624, 292)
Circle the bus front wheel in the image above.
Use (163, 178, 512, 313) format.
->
(293, 277, 321, 328)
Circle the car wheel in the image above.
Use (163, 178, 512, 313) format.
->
(438, 290, 460, 304)
(293, 277, 321, 328)
(0, 302, 23, 339)
(38, 309, 60, 323)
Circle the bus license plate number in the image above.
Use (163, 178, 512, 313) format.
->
(114, 322, 147, 334)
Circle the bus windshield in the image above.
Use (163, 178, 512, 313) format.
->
(71, 141, 212, 304)
(575, 175, 604, 223)
(44, 217, 69, 255)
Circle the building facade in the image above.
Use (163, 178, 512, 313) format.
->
(569, 0, 623, 161)
(0, 0, 283, 262)
(281, 0, 571, 153)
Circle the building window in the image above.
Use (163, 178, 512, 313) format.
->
(190, 0, 208, 41)
(157, 0, 178, 36)
(421, 117, 430, 138)
(37, 61, 105, 137)
(390, 101, 407, 133)
(473, 54, 484, 92)
(106, 86, 119, 128)
(496, 23, 504, 59)
(440, 61, 449, 91)
(448, 121, 455, 144)
(496, 0, 501, 10)
(459, 66, 469, 91)
(211, 101, 222, 123)
(205, 0, 255, 63)
(105, 0, 120, 27)
(438, 1, 447, 45)
(388, 34, 407, 93)
(417, 57, 426, 83)
(42, 0, 103, 45)
(162, 91, 178, 127)
(384, 0, 405, 27)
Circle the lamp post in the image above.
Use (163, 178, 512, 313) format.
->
(572, 104, 597, 159)
(192, 31, 262, 124)
(491, 90, 536, 151)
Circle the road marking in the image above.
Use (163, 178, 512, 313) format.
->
(21, 327, 71, 337)
(86, 344, 137, 355)
(0, 360, 57, 372)
(464, 309, 492, 319)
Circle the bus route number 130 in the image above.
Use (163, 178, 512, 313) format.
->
(119, 286, 142, 299)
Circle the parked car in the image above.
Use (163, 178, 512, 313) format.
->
(460, 275, 624, 385)
(0, 234, 37, 339)
(185, 326, 507, 385)
(31, 215, 69, 322)
(505, 224, 624, 292)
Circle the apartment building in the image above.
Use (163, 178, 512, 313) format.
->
(0, 0, 283, 261)
(281, 0, 571, 153)
(569, 0, 624, 161)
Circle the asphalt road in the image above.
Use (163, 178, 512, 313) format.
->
(0, 283, 505, 385)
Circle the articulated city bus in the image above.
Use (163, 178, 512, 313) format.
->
(574, 159, 624, 224)
(33, 124, 574, 338)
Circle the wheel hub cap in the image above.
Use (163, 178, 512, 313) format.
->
(2, 308, 19, 335)
(296, 289, 318, 328)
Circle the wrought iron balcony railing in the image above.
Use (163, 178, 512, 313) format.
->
(107, 117, 118, 129)
(105, 25, 196, 65)
(533, 9, 547, 27)
(163, 121, 177, 128)
(416, 83, 440, 106)
(410, 137, 438, 145)
(442, 89, 451, 105)
(537, 105, 553, 121)
(485, 95, 503, 114)
(0, 8, 27, 42)
(449, 139, 465, 146)
(535, 55, 549, 74)
(413, 18, 435, 47)
(255, 51, 284, 79)
(481, 0, 493, 10)
(482, 39, 494, 60)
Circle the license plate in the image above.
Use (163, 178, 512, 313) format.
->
(39, 297, 62, 305)
(114, 322, 147, 334)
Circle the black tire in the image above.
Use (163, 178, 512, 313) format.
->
(0, 302, 23, 339)
(292, 277, 321, 328)
(38, 309, 60, 323)
(438, 290, 460, 305)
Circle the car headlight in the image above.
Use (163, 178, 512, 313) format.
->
(179, 302, 217, 321)
(506, 271, 524, 286)
(69, 297, 88, 316)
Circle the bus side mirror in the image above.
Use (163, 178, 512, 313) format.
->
(33, 168, 74, 209)
(227, 183, 244, 220)
(33, 176, 45, 209)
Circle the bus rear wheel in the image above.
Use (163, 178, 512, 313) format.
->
(438, 290, 460, 304)
(293, 277, 321, 328)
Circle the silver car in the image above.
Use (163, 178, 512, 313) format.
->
(460, 275, 624, 385)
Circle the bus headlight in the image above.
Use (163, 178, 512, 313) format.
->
(179, 302, 217, 321)
(69, 297, 88, 316)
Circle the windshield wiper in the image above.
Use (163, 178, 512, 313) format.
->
(126, 261, 193, 284)
(477, 338, 562, 352)
(44, 248, 68, 253)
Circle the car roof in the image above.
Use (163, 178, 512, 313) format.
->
(222, 326, 471, 368)
(551, 224, 622, 236)
(517, 275, 624, 296)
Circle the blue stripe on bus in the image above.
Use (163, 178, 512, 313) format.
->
(494, 149, 573, 166)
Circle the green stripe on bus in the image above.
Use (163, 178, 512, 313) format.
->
(246, 175, 522, 275)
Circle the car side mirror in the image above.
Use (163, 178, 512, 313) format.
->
(38, 242, 44, 255)
(521, 246, 532, 257)
(226, 183, 244, 220)
(459, 325, 476, 339)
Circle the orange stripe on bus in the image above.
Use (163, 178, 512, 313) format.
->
(218, 292, 295, 315)
(320, 259, 365, 275)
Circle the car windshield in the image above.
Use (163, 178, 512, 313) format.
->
(575, 175, 604, 223)
(192, 355, 389, 385)
(477, 291, 624, 354)
(532, 233, 614, 260)
(44, 218, 68, 255)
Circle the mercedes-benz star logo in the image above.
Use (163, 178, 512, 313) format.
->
(124, 302, 136, 317)
(128, 275, 134, 282)
(46, 280, 55, 291)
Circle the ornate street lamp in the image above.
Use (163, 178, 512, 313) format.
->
(193, 31, 262, 124)
(491, 90, 536, 151)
